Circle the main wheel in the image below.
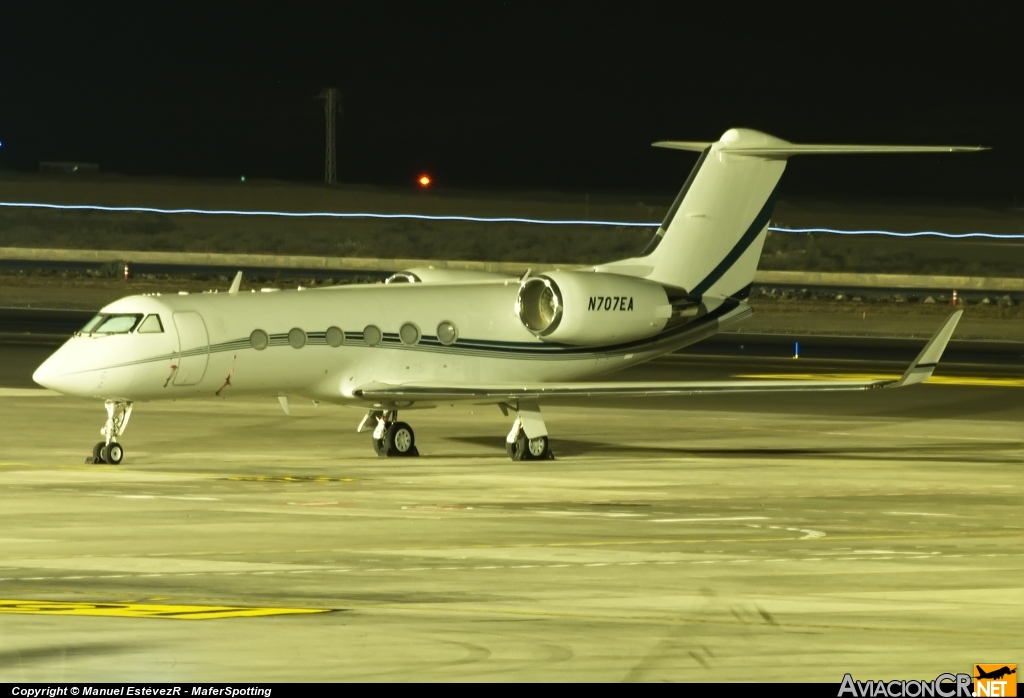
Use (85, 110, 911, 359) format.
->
(527, 435, 550, 460)
(509, 433, 529, 461)
(101, 442, 124, 465)
(509, 434, 550, 461)
(386, 422, 417, 457)
(88, 441, 106, 464)
(372, 434, 389, 457)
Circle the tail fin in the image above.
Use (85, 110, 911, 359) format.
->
(599, 128, 985, 299)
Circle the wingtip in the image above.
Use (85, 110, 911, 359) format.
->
(228, 270, 243, 294)
(895, 309, 963, 387)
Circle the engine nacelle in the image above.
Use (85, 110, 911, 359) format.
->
(515, 271, 671, 345)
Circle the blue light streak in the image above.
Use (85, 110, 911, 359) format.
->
(767, 225, 1024, 240)
(0, 201, 655, 228)
(0, 201, 1021, 239)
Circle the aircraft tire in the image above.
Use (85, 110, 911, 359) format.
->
(88, 442, 105, 464)
(527, 435, 551, 460)
(387, 422, 417, 457)
(509, 434, 551, 461)
(509, 434, 530, 461)
(101, 442, 124, 465)
(372, 435, 389, 457)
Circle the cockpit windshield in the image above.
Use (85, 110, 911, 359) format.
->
(79, 313, 144, 335)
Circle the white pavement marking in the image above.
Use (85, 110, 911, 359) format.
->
(116, 495, 221, 501)
(0, 549, 1008, 584)
(768, 525, 826, 539)
(884, 511, 958, 517)
(650, 516, 770, 523)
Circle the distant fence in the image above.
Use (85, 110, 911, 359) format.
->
(1, 246, 1022, 292)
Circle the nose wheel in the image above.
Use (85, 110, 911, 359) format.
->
(86, 400, 132, 464)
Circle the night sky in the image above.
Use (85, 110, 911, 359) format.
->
(1, 4, 1020, 202)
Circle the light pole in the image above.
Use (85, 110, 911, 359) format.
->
(317, 88, 342, 184)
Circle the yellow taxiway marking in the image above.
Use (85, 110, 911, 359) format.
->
(737, 373, 1024, 388)
(0, 599, 331, 620)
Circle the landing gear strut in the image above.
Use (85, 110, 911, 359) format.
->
(87, 400, 133, 464)
(504, 400, 554, 461)
(361, 410, 419, 457)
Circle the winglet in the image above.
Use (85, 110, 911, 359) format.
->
(894, 310, 963, 387)
(228, 271, 243, 294)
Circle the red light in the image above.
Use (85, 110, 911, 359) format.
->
(418, 174, 432, 188)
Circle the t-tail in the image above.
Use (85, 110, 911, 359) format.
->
(599, 128, 985, 300)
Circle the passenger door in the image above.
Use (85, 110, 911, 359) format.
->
(172, 312, 209, 386)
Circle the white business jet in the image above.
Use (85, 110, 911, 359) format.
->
(33, 128, 980, 464)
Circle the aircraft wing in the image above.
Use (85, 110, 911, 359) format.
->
(353, 312, 963, 404)
(354, 377, 892, 402)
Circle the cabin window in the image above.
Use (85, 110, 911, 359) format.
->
(325, 326, 344, 347)
(137, 314, 164, 334)
(363, 325, 382, 346)
(81, 313, 143, 335)
(436, 321, 458, 345)
(250, 329, 269, 350)
(399, 322, 421, 346)
(288, 328, 307, 349)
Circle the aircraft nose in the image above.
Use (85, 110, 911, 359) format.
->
(33, 342, 88, 394)
(33, 353, 65, 391)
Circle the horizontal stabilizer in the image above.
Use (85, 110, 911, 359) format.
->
(654, 141, 987, 159)
(652, 141, 713, 152)
(719, 144, 988, 158)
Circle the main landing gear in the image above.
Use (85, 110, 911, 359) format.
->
(357, 401, 554, 461)
(503, 400, 554, 461)
(505, 420, 551, 461)
(360, 410, 419, 458)
(87, 400, 133, 465)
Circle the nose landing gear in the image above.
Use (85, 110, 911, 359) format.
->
(87, 400, 133, 464)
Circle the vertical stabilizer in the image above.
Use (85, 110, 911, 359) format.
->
(597, 129, 984, 300)
(609, 128, 787, 299)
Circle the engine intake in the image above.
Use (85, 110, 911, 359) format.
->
(517, 276, 563, 335)
(515, 271, 671, 345)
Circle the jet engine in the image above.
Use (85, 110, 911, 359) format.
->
(515, 270, 671, 345)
